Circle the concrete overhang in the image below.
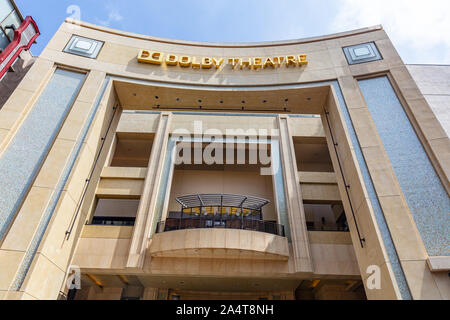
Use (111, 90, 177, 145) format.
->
(148, 228, 290, 261)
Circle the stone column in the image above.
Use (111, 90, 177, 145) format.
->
(322, 84, 402, 299)
(0, 70, 109, 300)
(127, 112, 172, 269)
(276, 115, 313, 273)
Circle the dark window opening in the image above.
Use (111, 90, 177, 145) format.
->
(304, 202, 349, 232)
(90, 198, 139, 226)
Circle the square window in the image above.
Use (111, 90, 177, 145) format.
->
(353, 46, 371, 57)
(63, 35, 104, 59)
(343, 42, 382, 65)
(74, 39, 93, 51)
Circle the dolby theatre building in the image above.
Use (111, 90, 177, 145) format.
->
(0, 19, 448, 300)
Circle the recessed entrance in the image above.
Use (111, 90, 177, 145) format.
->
(71, 79, 377, 300)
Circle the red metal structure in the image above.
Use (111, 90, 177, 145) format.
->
(0, 16, 39, 79)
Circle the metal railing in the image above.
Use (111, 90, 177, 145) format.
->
(91, 216, 135, 226)
(156, 217, 285, 237)
(306, 222, 349, 232)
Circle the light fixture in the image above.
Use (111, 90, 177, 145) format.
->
(118, 275, 129, 285)
(87, 274, 103, 288)
(310, 280, 321, 288)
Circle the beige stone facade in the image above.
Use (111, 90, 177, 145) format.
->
(0, 19, 448, 300)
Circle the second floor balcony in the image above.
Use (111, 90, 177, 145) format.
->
(156, 194, 285, 237)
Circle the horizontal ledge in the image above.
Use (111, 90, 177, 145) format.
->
(100, 167, 147, 179)
(81, 225, 134, 239)
(427, 256, 450, 272)
(299, 171, 338, 184)
(149, 228, 290, 260)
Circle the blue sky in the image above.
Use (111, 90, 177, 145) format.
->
(15, 0, 450, 64)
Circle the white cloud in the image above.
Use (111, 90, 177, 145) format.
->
(96, 4, 123, 27)
(331, 0, 450, 64)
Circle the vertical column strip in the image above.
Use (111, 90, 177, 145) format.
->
(277, 115, 313, 273)
(358, 76, 449, 257)
(127, 112, 172, 269)
(9, 74, 110, 291)
(333, 80, 412, 299)
(0, 69, 85, 242)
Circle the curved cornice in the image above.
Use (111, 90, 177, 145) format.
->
(65, 18, 383, 48)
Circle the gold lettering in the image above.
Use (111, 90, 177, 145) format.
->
(165, 54, 178, 66)
(179, 56, 192, 67)
(138, 50, 163, 65)
(298, 54, 308, 65)
(137, 50, 307, 71)
(253, 57, 263, 69)
(240, 58, 252, 70)
(201, 57, 213, 69)
(139, 50, 150, 58)
(286, 55, 297, 67)
(263, 57, 275, 68)
(274, 56, 284, 67)
(212, 58, 224, 69)
(192, 57, 201, 68)
(228, 58, 240, 69)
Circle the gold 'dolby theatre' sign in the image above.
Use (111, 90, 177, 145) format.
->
(137, 50, 308, 70)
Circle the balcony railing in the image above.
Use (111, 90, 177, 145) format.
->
(0, 16, 39, 79)
(306, 222, 349, 232)
(156, 193, 284, 236)
(156, 217, 285, 237)
(91, 216, 135, 226)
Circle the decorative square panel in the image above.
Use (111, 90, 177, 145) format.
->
(343, 42, 382, 65)
(63, 35, 104, 59)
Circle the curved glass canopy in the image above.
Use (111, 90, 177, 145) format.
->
(175, 194, 270, 214)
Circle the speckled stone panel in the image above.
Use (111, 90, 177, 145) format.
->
(10, 76, 109, 291)
(332, 80, 412, 300)
(358, 76, 449, 257)
(0, 69, 85, 240)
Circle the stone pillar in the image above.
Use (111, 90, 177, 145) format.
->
(127, 112, 172, 269)
(276, 115, 313, 273)
(322, 85, 402, 300)
(0, 69, 109, 300)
